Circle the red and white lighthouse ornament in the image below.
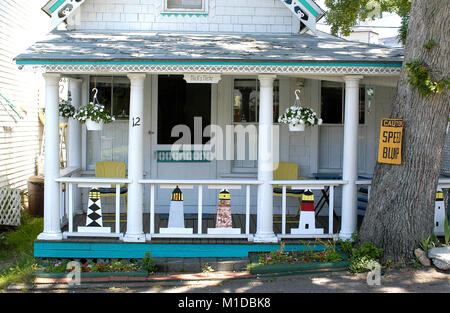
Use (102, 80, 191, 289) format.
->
(207, 189, 241, 235)
(216, 189, 232, 228)
(291, 189, 323, 235)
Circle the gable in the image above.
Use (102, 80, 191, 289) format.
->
(42, 0, 87, 30)
(43, 0, 324, 33)
(279, 0, 324, 33)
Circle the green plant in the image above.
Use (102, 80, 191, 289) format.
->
(0, 255, 38, 289)
(74, 103, 115, 124)
(108, 260, 139, 272)
(43, 260, 70, 273)
(348, 241, 383, 274)
(423, 39, 438, 51)
(412, 260, 421, 269)
(316, 239, 342, 263)
(405, 59, 449, 96)
(420, 234, 440, 252)
(59, 98, 76, 118)
(142, 252, 158, 273)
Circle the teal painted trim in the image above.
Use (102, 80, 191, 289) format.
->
(34, 242, 328, 258)
(157, 150, 212, 163)
(16, 60, 402, 68)
(49, 0, 66, 13)
(298, 0, 319, 17)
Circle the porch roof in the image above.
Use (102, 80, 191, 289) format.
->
(16, 30, 403, 64)
(15, 31, 404, 76)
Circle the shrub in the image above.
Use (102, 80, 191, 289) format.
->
(141, 252, 158, 273)
(348, 242, 383, 273)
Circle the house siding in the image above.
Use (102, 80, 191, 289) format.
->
(81, 75, 397, 215)
(67, 0, 299, 33)
(0, 0, 49, 190)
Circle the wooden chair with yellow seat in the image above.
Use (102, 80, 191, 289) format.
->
(273, 162, 305, 224)
(95, 161, 128, 223)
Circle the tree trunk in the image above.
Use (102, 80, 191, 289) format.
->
(358, 0, 450, 264)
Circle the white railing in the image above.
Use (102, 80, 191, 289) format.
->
(139, 179, 261, 240)
(59, 167, 82, 228)
(270, 179, 347, 239)
(56, 176, 131, 239)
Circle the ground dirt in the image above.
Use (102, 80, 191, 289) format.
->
(14, 267, 449, 293)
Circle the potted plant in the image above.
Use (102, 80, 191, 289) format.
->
(278, 106, 322, 131)
(278, 90, 322, 131)
(58, 98, 76, 123)
(74, 88, 115, 131)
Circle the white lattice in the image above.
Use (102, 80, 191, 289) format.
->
(22, 63, 402, 76)
(0, 188, 21, 226)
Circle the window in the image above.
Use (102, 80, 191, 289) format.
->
(89, 76, 130, 119)
(165, 0, 206, 12)
(233, 78, 279, 124)
(231, 78, 279, 172)
(320, 81, 365, 125)
(158, 75, 211, 145)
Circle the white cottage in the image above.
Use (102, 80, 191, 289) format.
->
(15, 0, 419, 258)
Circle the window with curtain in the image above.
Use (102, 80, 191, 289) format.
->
(165, 0, 205, 11)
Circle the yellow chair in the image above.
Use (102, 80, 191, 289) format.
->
(95, 161, 128, 222)
(273, 162, 304, 224)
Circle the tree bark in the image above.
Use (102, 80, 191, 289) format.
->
(358, 0, 450, 264)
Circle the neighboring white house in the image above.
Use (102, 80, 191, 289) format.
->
(0, 0, 49, 190)
(18, 0, 441, 259)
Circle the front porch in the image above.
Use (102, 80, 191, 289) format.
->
(15, 31, 411, 257)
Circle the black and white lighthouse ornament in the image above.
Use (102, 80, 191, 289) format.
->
(168, 186, 185, 228)
(160, 186, 193, 234)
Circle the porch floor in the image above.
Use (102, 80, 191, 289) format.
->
(64, 213, 343, 236)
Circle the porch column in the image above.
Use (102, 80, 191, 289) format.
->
(67, 78, 82, 214)
(339, 75, 363, 240)
(124, 73, 146, 242)
(37, 73, 62, 241)
(254, 75, 278, 243)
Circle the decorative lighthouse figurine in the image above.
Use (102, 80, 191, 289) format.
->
(291, 189, 324, 235)
(160, 186, 193, 234)
(208, 189, 241, 235)
(434, 188, 445, 236)
(78, 188, 111, 233)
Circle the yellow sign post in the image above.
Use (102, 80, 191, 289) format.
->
(378, 118, 403, 165)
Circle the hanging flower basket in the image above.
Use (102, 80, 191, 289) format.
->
(289, 123, 305, 132)
(59, 98, 75, 124)
(278, 90, 322, 132)
(74, 88, 115, 131)
(85, 118, 104, 131)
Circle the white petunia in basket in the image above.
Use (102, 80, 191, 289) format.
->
(74, 88, 115, 131)
(278, 90, 322, 131)
(278, 106, 322, 131)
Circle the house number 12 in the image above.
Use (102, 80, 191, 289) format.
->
(132, 117, 141, 127)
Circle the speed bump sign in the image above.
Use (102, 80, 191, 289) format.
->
(378, 118, 403, 165)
